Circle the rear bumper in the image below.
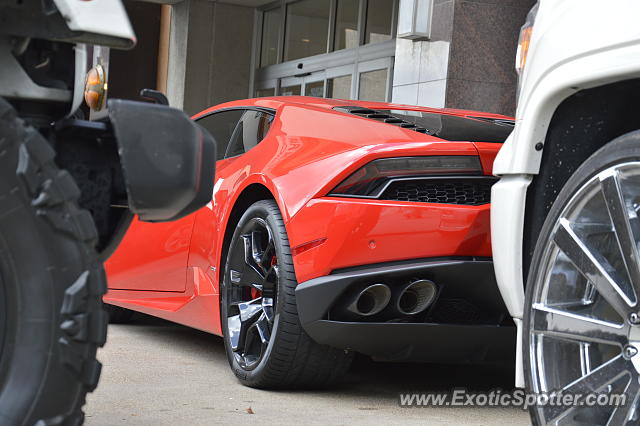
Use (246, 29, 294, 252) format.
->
(295, 258, 515, 364)
(287, 197, 492, 284)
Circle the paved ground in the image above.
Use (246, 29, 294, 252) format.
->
(85, 314, 530, 425)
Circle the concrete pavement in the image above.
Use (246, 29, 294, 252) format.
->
(85, 315, 530, 425)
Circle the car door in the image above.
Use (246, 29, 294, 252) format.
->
(185, 108, 275, 291)
(105, 109, 245, 292)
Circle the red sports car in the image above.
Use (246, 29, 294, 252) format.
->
(104, 97, 515, 388)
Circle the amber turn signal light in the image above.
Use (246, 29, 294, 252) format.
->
(84, 64, 107, 111)
(515, 25, 533, 76)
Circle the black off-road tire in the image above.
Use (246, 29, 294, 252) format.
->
(0, 98, 108, 425)
(221, 200, 353, 388)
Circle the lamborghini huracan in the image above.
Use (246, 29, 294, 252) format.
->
(104, 96, 515, 388)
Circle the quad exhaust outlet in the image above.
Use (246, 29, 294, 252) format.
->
(346, 283, 391, 317)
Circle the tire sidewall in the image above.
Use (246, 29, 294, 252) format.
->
(523, 130, 640, 424)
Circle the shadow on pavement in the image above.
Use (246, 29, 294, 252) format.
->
(118, 311, 516, 396)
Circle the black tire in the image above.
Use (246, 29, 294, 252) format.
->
(220, 200, 352, 388)
(0, 98, 108, 425)
(105, 304, 135, 324)
(523, 131, 640, 425)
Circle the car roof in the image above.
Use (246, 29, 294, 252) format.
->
(192, 96, 514, 121)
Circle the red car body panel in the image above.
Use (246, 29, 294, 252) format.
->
(104, 97, 510, 335)
(288, 198, 492, 284)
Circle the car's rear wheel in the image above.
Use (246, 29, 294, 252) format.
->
(524, 132, 640, 425)
(221, 200, 352, 388)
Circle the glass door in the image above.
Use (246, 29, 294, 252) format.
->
(326, 64, 355, 100)
(279, 76, 303, 96)
(255, 59, 393, 102)
(279, 71, 326, 97)
(355, 57, 393, 102)
(302, 71, 326, 97)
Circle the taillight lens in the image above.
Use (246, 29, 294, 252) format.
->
(330, 156, 483, 197)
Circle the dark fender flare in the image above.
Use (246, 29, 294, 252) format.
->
(108, 99, 216, 222)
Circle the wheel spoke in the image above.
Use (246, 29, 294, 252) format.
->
(262, 296, 274, 322)
(228, 298, 264, 354)
(601, 170, 640, 299)
(607, 377, 640, 426)
(532, 303, 628, 345)
(227, 314, 242, 351)
(262, 265, 279, 298)
(250, 230, 264, 266)
(543, 355, 630, 422)
(243, 234, 266, 280)
(555, 219, 634, 317)
(237, 297, 263, 323)
(254, 312, 271, 344)
(564, 354, 628, 396)
(258, 237, 276, 272)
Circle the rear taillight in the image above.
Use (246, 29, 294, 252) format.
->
(330, 156, 483, 197)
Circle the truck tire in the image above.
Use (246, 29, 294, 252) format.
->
(0, 98, 108, 425)
(523, 131, 640, 425)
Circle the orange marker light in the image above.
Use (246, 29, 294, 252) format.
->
(84, 64, 107, 111)
(515, 25, 533, 75)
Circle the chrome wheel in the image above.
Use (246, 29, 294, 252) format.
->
(528, 161, 640, 424)
(224, 217, 278, 370)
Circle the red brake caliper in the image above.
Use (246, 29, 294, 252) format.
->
(250, 287, 260, 299)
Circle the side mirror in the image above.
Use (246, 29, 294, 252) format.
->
(139, 88, 169, 106)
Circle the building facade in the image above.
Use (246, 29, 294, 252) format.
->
(119, 0, 534, 116)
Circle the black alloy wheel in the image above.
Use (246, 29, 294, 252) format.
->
(225, 216, 278, 370)
(221, 200, 353, 388)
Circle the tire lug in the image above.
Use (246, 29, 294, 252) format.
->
(630, 312, 640, 325)
(623, 345, 638, 360)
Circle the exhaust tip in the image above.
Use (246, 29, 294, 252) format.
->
(347, 283, 391, 317)
(397, 279, 437, 315)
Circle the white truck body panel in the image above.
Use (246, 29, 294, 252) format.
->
(53, 0, 135, 46)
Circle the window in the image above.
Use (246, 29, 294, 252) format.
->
(334, 0, 360, 51)
(195, 109, 244, 160)
(358, 68, 388, 101)
(284, 0, 331, 62)
(256, 87, 275, 97)
(327, 75, 352, 99)
(226, 110, 274, 158)
(365, 0, 395, 44)
(280, 84, 301, 96)
(260, 7, 281, 67)
(255, 1, 396, 102)
(258, 0, 397, 68)
(306, 80, 325, 97)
